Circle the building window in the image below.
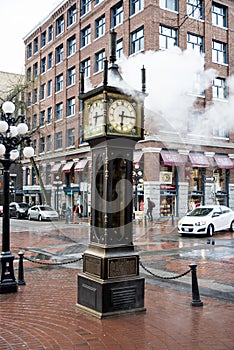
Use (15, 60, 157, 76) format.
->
(27, 92, 31, 107)
(95, 0, 104, 4)
(212, 40, 227, 64)
(47, 52, 53, 69)
(67, 97, 75, 117)
(55, 74, 63, 93)
(67, 128, 75, 147)
(55, 131, 63, 150)
(67, 66, 76, 86)
(68, 4, 76, 26)
(27, 43, 32, 59)
(47, 80, 52, 97)
(95, 50, 105, 73)
(56, 14, 64, 36)
(32, 114, 37, 129)
(130, 26, 144, 54)
(27, 68, 31, 82)
(81, 25, 91, 47)
(40, 84, 46, 100)
(47, 107, 52, 124)
(213, 126, 229, 138)
(46, 135, 52, 152)
(33, 62, 38, 77)
(212, 2, 227, 28)
(81, 58, 90, 78)
(187, 33, 204, 54)
(33, 37, 38, 54)
(95, 15, 105, 39)
(48, 25, 53, 42)
(40, 57, 46, 74)
(81, 0, 91, 16)
(212, 78, 227, 100)
(116, 39, 123, 60)
(67, 35, 76, 56)
(41, 31, 46, 48)
(39, 111, 45, 126)
(130, 0, 144, 15)
(160, 0, 178, 11)
(55, 102, 63, 121)
(33, 88, 37, 104)
(187, 0, 204, 20)
(111, 1, 123, 27)
(159, 25, 178, 49)
(55, 44, 64, 64)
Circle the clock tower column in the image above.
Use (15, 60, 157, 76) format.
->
(77, 31, 146, 318)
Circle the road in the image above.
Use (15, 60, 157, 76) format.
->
(1, 217, 234, 302)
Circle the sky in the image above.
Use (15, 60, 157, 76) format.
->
(0, 0, 63, 74)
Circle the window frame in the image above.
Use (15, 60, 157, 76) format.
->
(130, 26, 144, 55)
(111, 1, 123, 28)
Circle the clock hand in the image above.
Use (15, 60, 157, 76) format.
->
(119, 111, 135, 129)
(93, 111, 103, 126)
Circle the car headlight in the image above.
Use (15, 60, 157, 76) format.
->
(195, 221, 206, 226)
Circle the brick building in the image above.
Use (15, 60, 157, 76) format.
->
(23, 0, 234, 218)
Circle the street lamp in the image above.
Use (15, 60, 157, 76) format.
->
(0, 101, 34, 294)
(133, 165, 143, 211)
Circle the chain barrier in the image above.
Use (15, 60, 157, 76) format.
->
(23, 255, 83, 266)
(139, 260, 191, 280)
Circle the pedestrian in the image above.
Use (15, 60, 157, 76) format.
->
(147, 197, 154, 221)
(139, 200, 144, 211)
(73, 204, 79, 223)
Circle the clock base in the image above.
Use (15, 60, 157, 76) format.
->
(77, 273, 146, 319)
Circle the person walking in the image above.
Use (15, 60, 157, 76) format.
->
(147, 197, 154, 221)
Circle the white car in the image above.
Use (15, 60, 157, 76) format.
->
(178, 205, 234, 236)
(28, 205, 59, 221)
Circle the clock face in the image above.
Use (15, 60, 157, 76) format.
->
(108, 99, 136, 133)
(84, 99, 105, 139)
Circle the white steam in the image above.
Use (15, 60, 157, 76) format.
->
(119, 48, 234, 137)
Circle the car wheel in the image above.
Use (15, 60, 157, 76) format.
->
(38, 215, 42, 221)
(207, 224, 214, 237)
(230, 220, 234, 232)
(16, 212, 21, 219)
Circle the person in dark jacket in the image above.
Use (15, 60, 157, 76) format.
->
(147, 197, 154, 221)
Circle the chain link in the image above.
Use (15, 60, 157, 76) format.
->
(24, 255, 83, 266)
(139, 261, 191, 280)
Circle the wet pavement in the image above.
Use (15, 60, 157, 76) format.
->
(0, 218, 234, 349)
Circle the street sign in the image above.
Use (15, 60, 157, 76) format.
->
(204, 176, 215, 182)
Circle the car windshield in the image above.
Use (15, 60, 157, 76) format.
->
(19, 203, 28, 208)
(40, 206, 54, 211)
(187, 208, 213, 217)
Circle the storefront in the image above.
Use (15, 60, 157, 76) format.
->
(159, 150, 182, 217)
(213, 155, 233, 206)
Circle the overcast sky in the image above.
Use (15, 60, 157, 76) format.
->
(0, 0, 62, 74)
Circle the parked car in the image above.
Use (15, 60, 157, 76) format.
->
(0, 205, 3, 216)
(9, 202, 29, 219)
(178, 205, 234, 237)
(28, 205, 59, 221)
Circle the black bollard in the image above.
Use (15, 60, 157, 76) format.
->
(171, 214, 174, 227)
(144, 215, 147, 227)
(189, 263, 203, 307)
(18, 251, 26, 285)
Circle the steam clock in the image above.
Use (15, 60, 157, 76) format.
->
(77, 32, 146, 318)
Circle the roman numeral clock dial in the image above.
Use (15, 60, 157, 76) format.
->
(108, 99, 137, 134)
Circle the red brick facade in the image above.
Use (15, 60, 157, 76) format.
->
(23, 0, 234, 217)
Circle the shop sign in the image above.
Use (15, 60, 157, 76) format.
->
(160, 184, 176, 190)
(160, 171, 172, 184)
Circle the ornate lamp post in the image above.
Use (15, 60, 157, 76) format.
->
(133, 166, 143, 211)
(0, 101, 34, 294)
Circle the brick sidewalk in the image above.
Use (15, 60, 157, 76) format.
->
(0, 264, 233, 350)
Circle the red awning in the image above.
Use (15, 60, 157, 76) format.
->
(214, 155, 233, 169)
(62, 161, 74, 173)
(51, 163, 61, 173)
(133, 151, 143, 165)
(188, 153, 209, 168)
(74, 159, 89, 172)
(160, 151, 183, 166)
